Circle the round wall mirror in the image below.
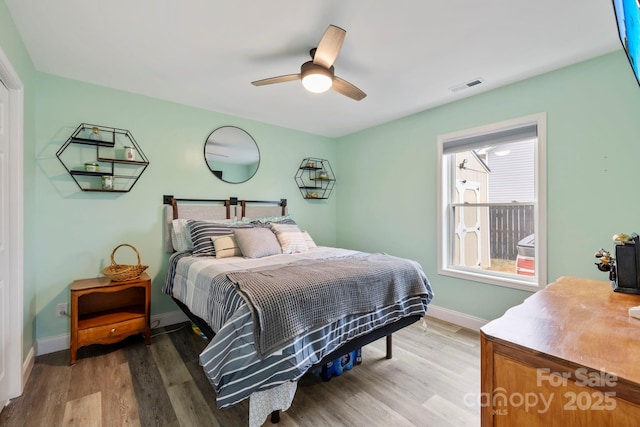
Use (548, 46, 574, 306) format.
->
(204, 126, 260, 184)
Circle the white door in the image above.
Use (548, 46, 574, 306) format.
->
(454, 179, 482, 267)
(0, 79, 9, 409)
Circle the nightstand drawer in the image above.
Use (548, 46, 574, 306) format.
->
(77, 316, 146, 344)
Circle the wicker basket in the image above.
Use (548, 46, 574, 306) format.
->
(102, 243, 148, 281)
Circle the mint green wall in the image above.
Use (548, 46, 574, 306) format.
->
(0, 0, 37, 358)
(33, 73, 337, 340)
(336, 51, 640, 321)
(5, 1, 640, 350)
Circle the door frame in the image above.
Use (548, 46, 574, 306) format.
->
(0, 47, 25, 401)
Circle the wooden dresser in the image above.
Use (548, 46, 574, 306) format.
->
(481, 276, 640, 426)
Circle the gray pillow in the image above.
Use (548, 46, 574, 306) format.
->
(233, 228, 282, 258)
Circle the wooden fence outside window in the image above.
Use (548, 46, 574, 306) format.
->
(489, 205, 534, 260)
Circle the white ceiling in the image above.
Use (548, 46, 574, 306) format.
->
(5, 0, 622, 138)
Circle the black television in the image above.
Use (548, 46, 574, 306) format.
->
(612, 0, 640, 86)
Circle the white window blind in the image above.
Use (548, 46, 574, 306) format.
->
(442, 123, 537, 154)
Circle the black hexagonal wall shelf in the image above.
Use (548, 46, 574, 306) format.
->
(295, 158, 335, 199)
(56, 123, 149, 192)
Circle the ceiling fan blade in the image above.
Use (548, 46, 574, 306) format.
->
(313, 25, 346, 69)
(332, 76, 367, 101)
(251, 74, 300, 86)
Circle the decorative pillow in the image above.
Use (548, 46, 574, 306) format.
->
(269, 223, 308, 254)
(187, 220, 252, 256)
(212, 234, 242, 259)
(233, 228, 282, 258)
(211, 217, 238, 223)
(170, 219, 192, 252)
(301, 231, 318, 249)
(243, 214, 296, 226)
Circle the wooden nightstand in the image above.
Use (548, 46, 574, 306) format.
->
(70, 272, 151, 365)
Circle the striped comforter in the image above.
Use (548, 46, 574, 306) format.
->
(163, 247, 434, 409)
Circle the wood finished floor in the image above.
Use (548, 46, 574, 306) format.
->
(0, 317, 480, 427)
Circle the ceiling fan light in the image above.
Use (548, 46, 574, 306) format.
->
(301, 61, 334, 93)
(302, 73, 333, 93)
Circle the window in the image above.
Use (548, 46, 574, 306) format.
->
(437, 113, 546, 290)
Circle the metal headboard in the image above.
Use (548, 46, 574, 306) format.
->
(163, 195, 232, 220)
(162, 195, 287, 220)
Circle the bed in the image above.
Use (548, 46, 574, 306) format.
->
(161, 195, 434, 426)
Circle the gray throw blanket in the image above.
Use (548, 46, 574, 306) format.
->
(226, 252, 430, 358)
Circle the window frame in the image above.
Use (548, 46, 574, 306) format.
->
(436, 113, 547, 291)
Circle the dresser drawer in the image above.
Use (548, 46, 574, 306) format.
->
(77, 316, 146, 345)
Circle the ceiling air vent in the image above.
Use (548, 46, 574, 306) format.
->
(449, 78, 485, 93)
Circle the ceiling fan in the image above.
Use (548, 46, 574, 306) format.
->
(251, 25, 367, 101)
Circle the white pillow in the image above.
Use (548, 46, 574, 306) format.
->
(170, 219, 192, 252)
(211, 234, 242, 259)
(302, 231, 317, 249)
(269, 223, 308, 254)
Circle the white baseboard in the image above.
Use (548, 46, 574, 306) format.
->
(35, 310, 189, 356)
(5, 346, 35, 402)
(22, 346, 34, 392)
(36, 333, 69, 356)
(35, 306, 485, 355)
(149, 310, 189, 330)
(426, 304, 488, 331)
